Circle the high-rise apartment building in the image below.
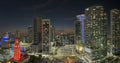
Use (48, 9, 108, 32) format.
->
(32, 17, 51, 54)
(85, 6, 108, 60)
(50, 25, 55, 42)
(111, 9, 120, 55)
(42, 19, 50, 54)
(75, 18, 81, 44)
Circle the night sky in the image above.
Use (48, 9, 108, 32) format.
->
(0, 0, 120, 33)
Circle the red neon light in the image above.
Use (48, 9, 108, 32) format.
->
(13, 39, 21, 60)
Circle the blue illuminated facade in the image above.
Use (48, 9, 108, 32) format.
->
(0, 36, 9, 46)
(76, 14, 86, 43)
(2, 37, 9, 42)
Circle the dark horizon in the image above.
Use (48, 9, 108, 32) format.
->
(0, 0, 120, 32)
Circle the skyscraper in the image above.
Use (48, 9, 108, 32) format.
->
(85, 6, 107, 60)
(15, 30, 21, 39)
(50, 25, 55, 42)
(27, 26, 33, 43)
(32, 17, 51, 53)
(111, 9, 120, 55)
(33, 17, 42, 44)
(75, 14, 86, 44)
(75, 18, 81, 44)
(42, 19, 50, 54)
(32, 17, 42, 52)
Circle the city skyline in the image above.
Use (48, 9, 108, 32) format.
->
(0, 0, 120, 62)
(0, 0, 120, 33)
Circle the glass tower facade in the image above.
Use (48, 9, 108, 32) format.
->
(33, 17, 42, 52)
(76, 14, 86, 43)
(50, 25, 55, 42)
(111, 9, 120, 55)
(75, 19, 81, 43)
(27, 26, 33, 43)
